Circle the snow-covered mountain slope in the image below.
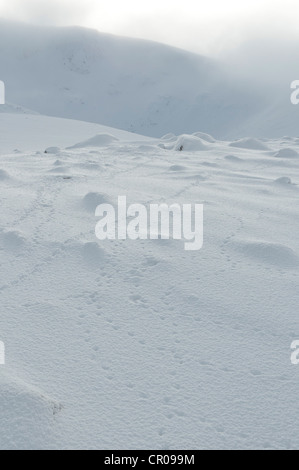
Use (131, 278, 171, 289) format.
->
(0, 20, 265, 139)
(233, 96, 299, 139)
(0, 113, 150, 154)
(1, 113, 299, 449)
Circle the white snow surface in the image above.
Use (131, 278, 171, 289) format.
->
(1, 113, 299, 449)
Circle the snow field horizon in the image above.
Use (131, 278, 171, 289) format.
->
(95, 197, 204, 251)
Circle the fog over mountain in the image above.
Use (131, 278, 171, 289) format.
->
(0, 19, 287, 139)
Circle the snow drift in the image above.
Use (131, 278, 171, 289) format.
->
(1, 113, 299, 449)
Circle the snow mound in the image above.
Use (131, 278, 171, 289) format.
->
(229, 138, 269, 151)
(169, 165, 187, 172)
(236, 240, 299, 268)
(0, 169, 10, 181)
(173, 135, 208, 152)
(44, 147, 61, 155)
(192, 131, 216, 143)
(0, 373, 61, 450)
(274, 177, 292, 185)
(1, 230, 26, 250)
(58, 239, 107, 270)
(160, 133, 177, 141)
(82, 242, 105, 267)
(224, 155, 243, 162)
(68, 134, 119, 149)
(48, 166, 68, 174)
(82, 192, 110, 213)
(75, 162, 102, 171)
(275, 148, 298, 158)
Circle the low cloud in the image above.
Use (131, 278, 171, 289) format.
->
(0, 0, 96, 26)
(0, 0, 299, 61)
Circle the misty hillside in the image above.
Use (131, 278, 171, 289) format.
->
(0, 20, 265, 138)
(234, 95, 299, 139)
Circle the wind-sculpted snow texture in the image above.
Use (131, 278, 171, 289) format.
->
(0, 113, 299, 449)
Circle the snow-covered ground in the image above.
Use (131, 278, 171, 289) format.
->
(1, 112, 299, 449)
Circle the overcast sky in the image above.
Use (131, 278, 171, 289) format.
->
(0, 0, 298, 56)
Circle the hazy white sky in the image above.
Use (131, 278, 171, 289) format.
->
(0, 0, 298, 56)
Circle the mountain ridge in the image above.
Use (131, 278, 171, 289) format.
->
(0, 19, 265, 138)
